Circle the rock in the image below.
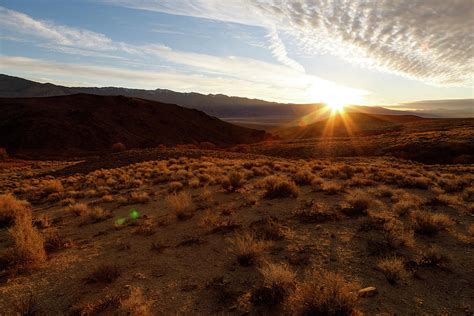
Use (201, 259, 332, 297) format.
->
(358, 286, 378, 297)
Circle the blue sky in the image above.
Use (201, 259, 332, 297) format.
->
(0, 0, 473, 108)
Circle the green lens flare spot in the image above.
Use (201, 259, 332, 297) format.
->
(129, 208, 140, 220)
(115, 217, 127, 225)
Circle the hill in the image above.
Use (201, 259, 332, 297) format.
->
(0, 94, 267, 156)
(275, 112, 425, 139)
(0, 74, 426, 122)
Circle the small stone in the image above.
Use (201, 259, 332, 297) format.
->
(358, 286, 378, 297)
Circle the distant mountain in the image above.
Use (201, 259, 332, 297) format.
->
(0, 74, 429, 122)
(0, 94, 267, 156)
(275, 112, 425, 139)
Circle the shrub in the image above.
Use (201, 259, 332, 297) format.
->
(0, 194, 30, 228)
(342, 190, 371, 216)
(251, 217, 289, 241)
(252, 262, 296, 307)
(8, 209, 46, 265)
(129, 191, 150, 204)
(292, 170, 315, 185)
(286, 270, 359, 315)
(418, 247, 450, 267)
(120, 287, 152, 316)
(111, 142, 126, 152)
(230, 232, 269, 266)
(85, 264, 120, 284)
(393, 200, 418, 217)
(412, 211, 454, 235)
(222, 172, 244, 192)
(262, 176, 299, 199)
(377, 257, 407, 284)
(40, 179, 64, 195)
(168, 181, 183, 193)
(294, 202, 338, 223)
(67, 203, 90, 217)
(382, 219, 414, 249)
(321, 181, 344, 195)
(166, 191, 194, 220)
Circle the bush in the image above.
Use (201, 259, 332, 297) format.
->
(412, 211, 454, 235)
(222, 172, 244, 192)
(286, 270, 359, 315)
(252, 262, 296, 307)
(262, 176, 299, 199)
(342, 190, 371, 216)
(230, 232, 269, 266)
(85, 264, 120, 284)
(166, 191, 194, 220)
(129, 191, 150, 204)
(8, 209, 46, 265)
(294, 203, 338, 223)
(120, 287, 152, 316)
(377, 257, 407, 284)
(0, 194, 30, 228)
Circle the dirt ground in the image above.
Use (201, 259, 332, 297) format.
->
(0, 152, 473, 315)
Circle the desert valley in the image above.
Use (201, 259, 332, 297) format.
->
(1, 1, 473, 315)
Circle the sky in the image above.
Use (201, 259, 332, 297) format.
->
(0, 0, 473, 111)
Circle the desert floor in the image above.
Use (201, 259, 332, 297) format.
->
(0, 151, 473, 315)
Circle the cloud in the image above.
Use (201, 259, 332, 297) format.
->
(107, 0, 474, 87)
(0, 6, 368, 104)
(0, 6, 113, 50)
(267, 28, 305, 72)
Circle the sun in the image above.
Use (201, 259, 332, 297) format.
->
(326, 100, 345, 113)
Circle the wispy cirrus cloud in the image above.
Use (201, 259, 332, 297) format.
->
(105, 0, 474, 87)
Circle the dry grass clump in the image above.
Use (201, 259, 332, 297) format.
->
(292, 170, 315, 185)
(222, 172, 244, 192)
(342, 190, 371, 216)
(67, 203, 111, 224)
(129, 191, 151, 204)
(294, 202, 338, 223)
(8, 208, 46, 265)
(100, 194, 114, 203)
(417, 247, 450, 268)
(411, 211, 454, 235)
(251, 217, 289, 241)
(0, 193, 30, 228)
(252, 262, 296, 307)
(168, 181, 183, 193)
(262, 176, 299, 199)
(40, 179, 64, 195)
(382, 219, 414, 249)
(34, 214, 52, 229)
(120, 287, 153, 316)
(393, 200, 419, 217)
(230, 232, 269, 266)
(377, 257, 407, 284)
(85, 264, 121, 284)
(372, 185, 395, 198)
(13, 293, 40, 316)
(86, 207, 113, 224)
(286, 270, 360, 315)
(321, 181, 344, 195)
(67, 203, 90, 216)
(60, 197, 76, 206)
(166, 191, 194, 220)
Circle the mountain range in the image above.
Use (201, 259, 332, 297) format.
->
(0, 74, 437, 123)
